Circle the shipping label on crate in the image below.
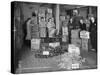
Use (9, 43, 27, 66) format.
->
(80, 31, 90, 39)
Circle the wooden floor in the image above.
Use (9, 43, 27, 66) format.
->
(16, 46, 97, 73)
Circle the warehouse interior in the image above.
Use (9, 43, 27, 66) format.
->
(12, 1, 97, 73)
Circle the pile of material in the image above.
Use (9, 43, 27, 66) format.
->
(58, 52, 85, 70)
(58, 44, 85, 70)
(35, 44, 68, 58)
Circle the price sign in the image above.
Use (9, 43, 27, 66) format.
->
(43, 51, 49, 55)
(80, 31, 90, 39)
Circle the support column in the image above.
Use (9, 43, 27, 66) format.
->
(55, 4, 60, 35)
(89, 6, 92, 15)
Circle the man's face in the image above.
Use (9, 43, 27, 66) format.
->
(73, 10, 78, 16)
(80, 19, 83, 24)
(91, 17, 95, 23)
(70, 19, 73, 23)
(73, 12, 76, 16)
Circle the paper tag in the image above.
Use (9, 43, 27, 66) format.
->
(62, 27, 68, 35)
(72, 63, 79, 69)
(31, 39, 40, 50)
(80, 31, 90, 39)
(43, 51, 49, 55)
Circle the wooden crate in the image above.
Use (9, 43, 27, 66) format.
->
(31, 39, 41, 50)
(81, 39, 88, 51)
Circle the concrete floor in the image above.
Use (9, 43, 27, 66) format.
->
(16, 46, 97, 73)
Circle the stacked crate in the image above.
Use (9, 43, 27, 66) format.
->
(71, 29, 81, 48)
(30, 16, 39, 38)
(30, 15, 40, 50)
(31, 39, 41, 50)
(31, 24, 39, 38)
(80, 30, 90, 51)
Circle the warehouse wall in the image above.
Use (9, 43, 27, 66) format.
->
(21, 3, 39, 21)
(92, 7, 97, 18)
(14, 3, 24, 50)
(79, 6, 97, 18)
(79, 7, 88, 18)
(21, 3, 54, 22)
